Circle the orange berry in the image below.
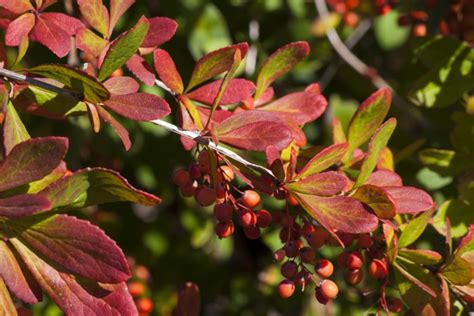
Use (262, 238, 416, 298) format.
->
(319, 280, 339, 299)
(368, 259, 388, 279)
(242, 190, 261, 208)
(128, 282, 145, 297)
(346, 251, 363, 270)
(287, 194, 299, 206)
(412, 23, 427, 37)
(315, 259, 334, 278)
(136, 297, 153, 313)
(256, 209, 272, 227)
(344, 269, 363, 285)
(215, 221, 234, 238)
(277, 279, 295, 298)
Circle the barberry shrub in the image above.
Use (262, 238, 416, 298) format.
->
(0, 0, 472, 315)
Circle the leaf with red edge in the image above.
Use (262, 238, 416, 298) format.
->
(398, 248, 443, 266)
(255, 41, 310, 99)
(398, 209, 435, 248)
(99, 16, 150, 81)
(141, 17, 177, 48)
(0, 137, 68, 192)
(3, 101, 30, 155)
(0, 240, 41, 304)
(286, 171, 347, 196)
(5, 13, 34, 47)
(292, 192, 379, 234)
(296, 143, 348, 179)
(97, 107, 131, 151)
(109, 0, 134, 35)
(41, 167, 160, 209)
(154, 48, 183, 93)
(103, 92, 170, 121)
(185, 78, 255, 106)
(352, 184, 396, 219)
(11, 240, 137, 316)
(440, 255, 472, 285)
(366, 169, 403, 187)
(213, 111, 292, 151)
(103, 76, 139, 95)
(126, 53, 155, 86)
(0, 278, 16, 316)
(30, 15, 71, 58)
(6, 214, 130, 283)
(186, 43, 248, 91)
(355, 118, 397, 188)
(259, 90, 327, 125)
(347, 88, 392, 155)
(40, 13, 84, 36)
(0, 194, 51, 218)
(384, 186, 435, 215)
(0, 0, 33, 14)
(77, 0, 109, 37)
(76, 28, 109, 57)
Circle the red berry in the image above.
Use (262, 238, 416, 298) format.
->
(346, 251, 363, 270)
(256, 209, 272, 227)
(274, 249, 286, 262)
(368, 259, 388, 279)
(463, 293, 474, 304)
(128, 282, 145, 297)
(301, 222, 315, 235)
(280, 213, 295, 227)
(378, 4, 391, 15)
(299, 247, 316, 264)
(357, 233, 373, 249)
(215, 221, 234, 238)
(344, 269, 363, 285)
(188, 163, 201, 179)
(180, 182, 196, 197)
(244, 226, 261, 239)
(306, 226, 328, 249)
(136, 297, 154, 313)
(343, 11, 359, 27)
(214, 203, 233, 222)
(281, 261, 298, 279)
(337, 232, 354, 247)
(387, 297, 404, 313)
(195, 186, 216, 206)
(315, 287, 329, 305)
(315, 259, 334, 278)
(284, 241, 299, 258)
(287, 194, 299, 206)
(277, 279, 295, 298)
(319, 280, 339, 299)
(172, 169, 191, 186)
(239, 209, 257, 227)
(242, 190, 261, 208)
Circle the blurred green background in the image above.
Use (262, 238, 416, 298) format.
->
(16, 0, 473, 314)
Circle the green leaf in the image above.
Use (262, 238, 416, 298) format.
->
(3, 101, 30, 155)
(440, 255, 472, 285)
(75, 28, 109, 57)
(347, 88, 392, 156)
(255, 41, 309, 99)
(352, 184, 396, 219)
(27, 64, 109, 103)
(419, 148, 459, 175)
(433, 200, 473, 238)
(41, 167, 161, 209)
(296, 143, 348, 179)
(77, 0, 109, 37)
(98, 16, 150, 81)
(398, 248, 443, 266)
(398, 209, 435, 248)
(354, 118, 397, 188)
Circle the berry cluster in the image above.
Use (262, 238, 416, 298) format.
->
(326, 0, 396, 28)
(127, 261, 154, 315)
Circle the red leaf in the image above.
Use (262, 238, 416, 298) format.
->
(154, 48, 183, 93)
(0, 137, 68, 192)
(12, 240, 137, 316)
(384, 186, 435, 214)
(77, 0, 109, 37)
(97, 107, 131, 151)
(103, 76, 139, 95)
(258, 90, 327, 125)
(141, 17, 177, 48)
(213, 111, 292, 151)
(103, 92, 171, 121)
(126, 53, 156, 86)
(293, 193, 379, 234)
(0, 0, 33, 15)
(11, 214, 130, 283)
(30, 16, 71, 57)
(285, 171, 347, 196)
(39, 13, 84, 36)
(366, 169, 403, 187)
(186, 43, 249, 91)
(5, 13, 34, 46)
(0, 240, 41, 304)
(0, 194, 51, 218)
(196, 107, 233, 126)
(185, 79, 255, 106)
(109, 0, 134, 35)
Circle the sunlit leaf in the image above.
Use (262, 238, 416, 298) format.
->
(77, 0, 109, 37)
(185, 78, 254, 106)
(385, 186, 435, 215)
(126, 53, 156, 86)
(141, 17, 177, 48)
(286, 171, 347, 196)
(154, 48, 183, 93)
(5, 13, 35, 47)
(76, 28, 109, 57)
(3, 101, 30, 155)
(352, 184, 396, 219)
(296, 143, 348, 179)
(398, 209, 435, 248)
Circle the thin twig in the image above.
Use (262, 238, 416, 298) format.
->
(0, 67, 279, 182)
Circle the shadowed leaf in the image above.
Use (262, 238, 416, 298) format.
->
(0, 137, 68, 192)
(97, 107, 131, 151)
(103, 76, 139, 95)
(103, 92, 170, 121)
(255, 41, 309, 99)
(385, 186, 435, 215)
(126, 53, 156, 86)
(440, 255, 472, 285)
(0, 278, 16, 316)
(398, 248, 443, 265)
(175, 282, 200, 316)
(0, 194, 51, 218)
(109, 0, 134, 35)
